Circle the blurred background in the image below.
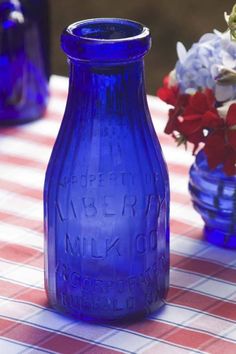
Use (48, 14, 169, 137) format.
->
(50, 0, 236, 94)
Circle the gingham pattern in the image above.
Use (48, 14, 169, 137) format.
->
(0, 75, 235, 354)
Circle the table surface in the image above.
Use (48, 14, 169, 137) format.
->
(0, 75, 236, 354)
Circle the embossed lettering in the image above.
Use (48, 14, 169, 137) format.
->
(56, 194, 163, 219)
(71, 272, 80, 287)
(59, 171, 160, 190)
(89, 175, 96, 187)
(80, 175, 87, 187)
(122, 195, 137, 216)
(56, 200, 77, 221)
(64, 233, 121, 259)
(145, 194, 159, 215)
(70, 200, 77, 218)
(135, 230, 158, 254)
(94, 280, 104, 292)
(121, 173, 135, 186)
(56, 262, 69, 281)
(91, 238, 104, 258)
(113, 298, 123, 311)
(103, 196, 116, 216)
(57, 261, 162, 300)
(82, 197, 97, 217)
(106, 238, 121, 256)
(135, 233, 146, 254)
(65, 233, 81, 256)
(59, 176, 78, 188)
(56, 201, 66, 221)
(61, 293, 136, 311)
(128, 277, 136, 292)
(98, 173, 105, 187)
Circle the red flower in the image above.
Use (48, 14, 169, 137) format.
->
(157, 76, 179, 106)
(157, 75, 191, 135)
(183, 89, 215, 117)
(204, 131, 236, 176)
(225, 103, 236, 150)
(204, 103, 236, 176)
(202, 110, 224, 129)
(176, 90, 218, 152)
(176, 118, 205, 153)
(165, 94, 189, 134)
(158, 75, 236, 175)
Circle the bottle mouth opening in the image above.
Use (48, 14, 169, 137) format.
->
(69, 18, 147, 41)
(61, 18, 151, 63)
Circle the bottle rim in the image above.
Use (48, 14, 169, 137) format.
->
(61, 18, 151, 63)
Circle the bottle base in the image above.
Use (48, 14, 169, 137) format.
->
(47, 295, 166, 324)
(0, 102, 48, 126)
(204, 226, 236, 249)
(0, 116, 42, 126)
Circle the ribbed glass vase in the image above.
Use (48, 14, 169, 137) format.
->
(189, 150, 236, 248)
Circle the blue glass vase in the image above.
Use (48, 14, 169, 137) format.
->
(0, 0, 49, 125)
(44, 18, 170, 322)
(189, 150, 236, 249)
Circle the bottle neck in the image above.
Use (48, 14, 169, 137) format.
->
(67, 59, 147, 116)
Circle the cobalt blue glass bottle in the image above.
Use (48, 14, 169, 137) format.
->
(20, 0, 50, 80)
(44, 18, 170, 321)
(189, 150, 236, 249)
(0, 0, 48, 124)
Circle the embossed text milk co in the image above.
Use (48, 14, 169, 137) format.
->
(44, 18, 170, 321)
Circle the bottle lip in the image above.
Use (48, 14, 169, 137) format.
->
(61, 18, 151, 63)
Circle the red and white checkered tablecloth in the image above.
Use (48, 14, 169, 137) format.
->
(0, 75, 236, 354)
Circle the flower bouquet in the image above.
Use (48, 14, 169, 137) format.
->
(157, 5, 236, 248)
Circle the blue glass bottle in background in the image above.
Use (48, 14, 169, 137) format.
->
(0, 0, 49, 125)
(20, 0, 50, 80)
(189, 150, 236, 249)
(44, 18, 170, 321)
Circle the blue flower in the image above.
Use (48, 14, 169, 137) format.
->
(175, 31, 236, 102)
